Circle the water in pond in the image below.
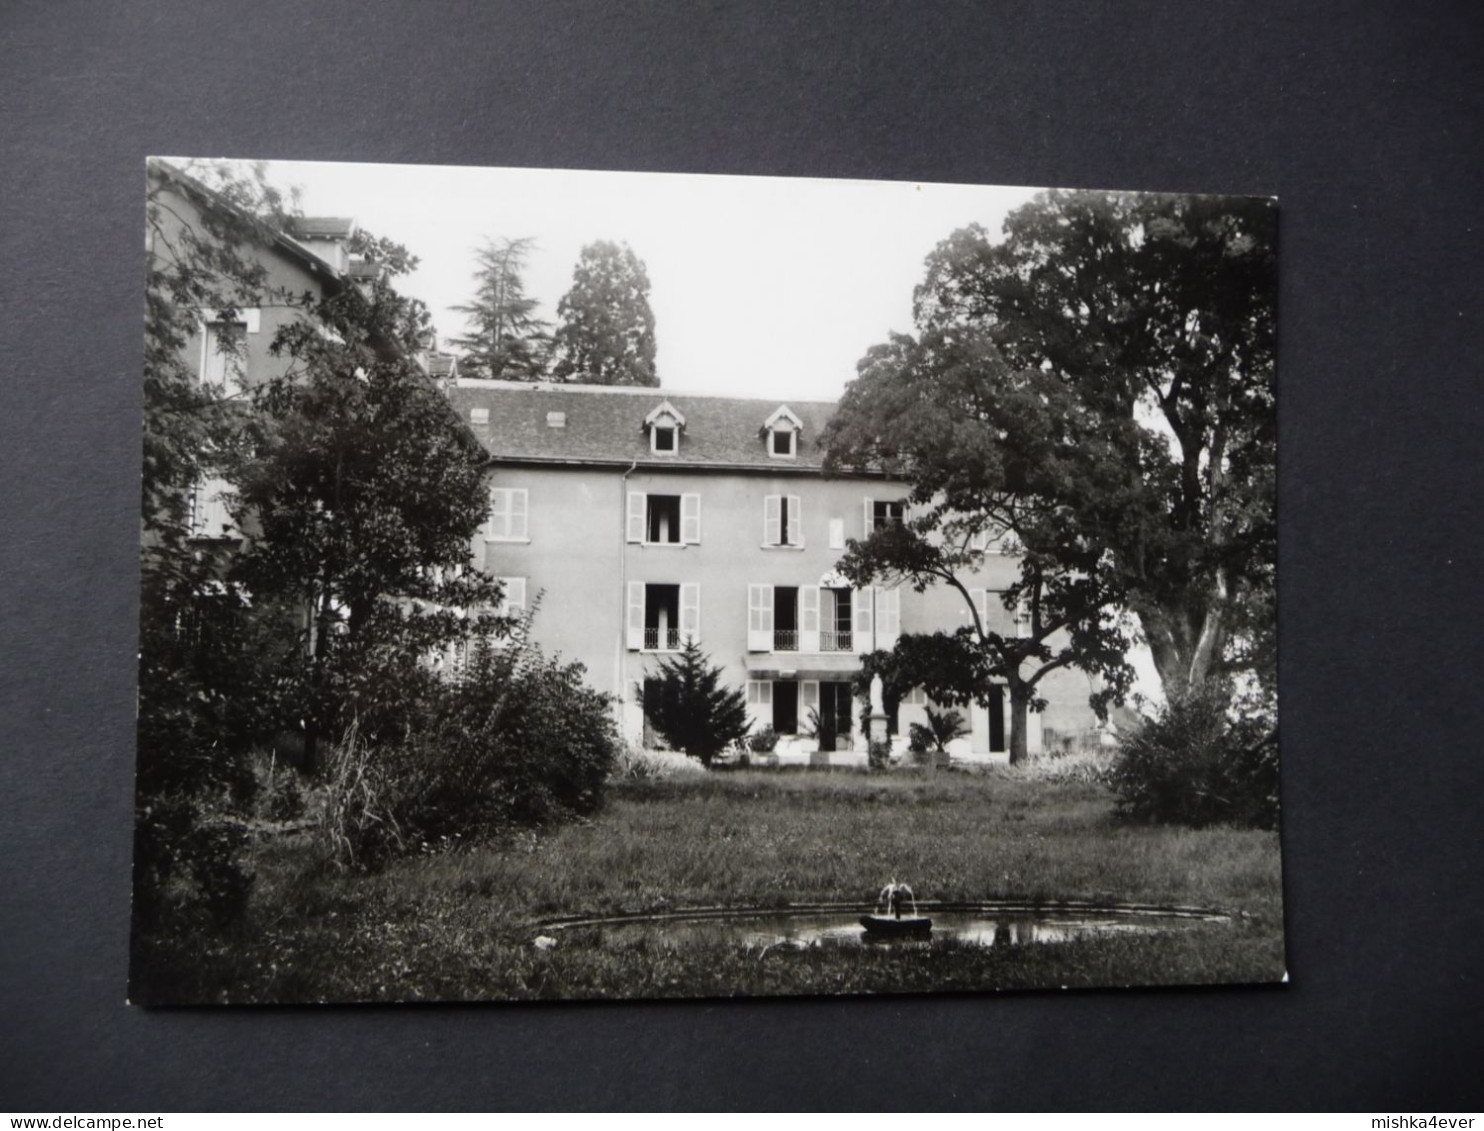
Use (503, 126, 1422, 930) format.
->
(544, 902, 1230, 951)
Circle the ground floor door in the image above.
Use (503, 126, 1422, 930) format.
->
(772, 680, 799, 735)
(817, 681, 854, 751)
(988, 687, 1006, 753)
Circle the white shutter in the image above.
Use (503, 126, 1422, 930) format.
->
(971, 588, 988, 635)
(829, 518, 845, 550)
(787, 495, 803, 546)
(681, 493, 700, 544)
(680, 583, 700, 643)
(627, 492, 645, 543)
(747, 584, 774, 651)
(626, 581, 645, 650)
(745, 680, 772, 733)
(863, 496, 873, 538)
(853, 586, 874, 653)
(878, 586, 901, 649)
(487, 488, 509, 539)
(502, 576, 527, 618)
(800, 585, 820, 653)
(801, 680, 820, 733)
(1016, 594, 1031, 637)
(764, 495, 782, 546)
(509, 488, 529, 540)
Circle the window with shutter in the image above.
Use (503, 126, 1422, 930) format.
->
(488, 488, 530, 541)
(626, 492, 645, 543)
(498, 577, 527, 619)
(745, 679, 772, 733)
(626, 582, 645, 650)
(681, 494, 701, 544)
(747, 584, 774, 651)
(852, 587, 874, 653)
(877, 586, 901, 649)
(763, 495, 782, 546)
(799, 585, 821, 653)
(680, 583, 700, 643)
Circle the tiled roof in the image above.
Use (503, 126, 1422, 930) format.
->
(343, 259, 381, 279)
(448, 380, 859, 473)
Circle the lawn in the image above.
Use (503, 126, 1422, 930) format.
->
(130, 768, 1286, 1004)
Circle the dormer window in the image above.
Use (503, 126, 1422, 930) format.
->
(643, 400, 686, 456)
(763, 405, 803, 459)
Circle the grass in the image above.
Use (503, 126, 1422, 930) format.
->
(130, 768, 1286, 1004)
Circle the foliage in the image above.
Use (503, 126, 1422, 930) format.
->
(747, 726, 780, 754)
(550, 240, 659, 386)
(641, 639, 749, 767)
(827, 422, 1134, 765)
(135, 160, 307, 933)
(228, 233, 505, 760)
(449, 236, 549, 380)
(611, 744, 708, 781)
(907, 706, 971, 765)
(867, 739, 893, 772)
(906, 190, 1277, 703)
(1108, 687, 1278, 829)
(320, 634, 619, 869)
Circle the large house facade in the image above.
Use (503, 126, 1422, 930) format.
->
(449, 379, 1104, 763)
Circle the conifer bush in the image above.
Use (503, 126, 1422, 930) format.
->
(641, 639, 749, 767)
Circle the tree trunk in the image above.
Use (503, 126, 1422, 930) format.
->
(1008, 689, 1030, 765)
(1138, 595, 1229, 704)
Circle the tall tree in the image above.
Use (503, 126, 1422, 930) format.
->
(449, 236, 549, 381)
(550, 240, 658, 386)
(880, 190, 1277, 704)
(232, 229, 505, 763)
(827, 335, 1136, 763)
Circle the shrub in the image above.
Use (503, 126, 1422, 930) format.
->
(611, 744, 708, 780)
(641, 639, 749, 766)
(1108, 687, 1279, 829)
(319, 637, 619, 868)
(747, 726, 780, 754)
(908, 706, 969, 767)
(867, 739, 893, 772)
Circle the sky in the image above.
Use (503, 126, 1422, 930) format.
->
(190, 157, 1041, 402)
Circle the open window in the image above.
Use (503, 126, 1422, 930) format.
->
(627, 581, 700, 651)
(644, 400, 686, 455)
(762, 405, 803, 459)
(628, 492, 701, 544)
(763, 494, 803, 547)
(865, 496, 905, 534)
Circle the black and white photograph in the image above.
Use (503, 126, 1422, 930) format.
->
(130, 156, 1281, 1005)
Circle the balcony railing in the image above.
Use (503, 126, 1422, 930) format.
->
(644, 626, 681, 651)
(773, 628, 798, 652)
(819, 628, 853, 652)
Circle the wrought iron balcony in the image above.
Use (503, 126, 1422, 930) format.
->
(819, 628, 853, 652)
(773, 628, 798, 652)
(644, 626, 681, 651)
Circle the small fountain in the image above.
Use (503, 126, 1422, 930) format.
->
(859, 879, 933, 939)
